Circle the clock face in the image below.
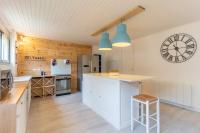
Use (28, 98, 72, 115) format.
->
(160, 33, 197, 63)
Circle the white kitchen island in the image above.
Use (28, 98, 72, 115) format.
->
(82, 73, 152, 130)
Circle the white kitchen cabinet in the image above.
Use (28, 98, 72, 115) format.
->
(82, 78, 93, 108)
(27, 82, 31, 113)
(82, 74, 141, 130)
(16, 81, 31, 133)
(16, 89, 28, 133)
(16, 94, 23, 133)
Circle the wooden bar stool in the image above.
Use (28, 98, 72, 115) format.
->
(131, 94, 160, 133)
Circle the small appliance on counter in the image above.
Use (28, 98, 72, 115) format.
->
(77, 54, 101, 91)
(0, 69, 13, 100)
(51, 59, 71, 96)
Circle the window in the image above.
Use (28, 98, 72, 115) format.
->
(0, 31, 10, 63)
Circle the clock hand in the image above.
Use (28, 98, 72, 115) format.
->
(176, 49, 182, 56)
(173, 45, 177, 51)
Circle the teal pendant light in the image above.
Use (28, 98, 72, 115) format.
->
(98, 32, 112, 50)
(112, 23, 131, 47)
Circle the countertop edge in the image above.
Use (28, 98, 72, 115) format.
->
(0, 77, 31, 105)
(83, 73, 153, 82)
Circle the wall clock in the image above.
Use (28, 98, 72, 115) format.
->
(160, 33, 197, 63)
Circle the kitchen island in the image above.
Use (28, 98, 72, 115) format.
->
(82, 73, 152, 130)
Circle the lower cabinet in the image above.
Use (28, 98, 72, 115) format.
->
(82, 76, 121, 129)
(16, 82, 31, 133)
(27, 82, 31, 113)
(16, 89, 28, 133)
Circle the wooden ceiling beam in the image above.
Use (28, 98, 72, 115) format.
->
(91, 5, 145, 36)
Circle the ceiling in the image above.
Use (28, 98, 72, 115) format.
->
(0, 0, 200, 45)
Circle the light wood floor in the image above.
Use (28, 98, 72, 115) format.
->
(26, 93, 200, 133)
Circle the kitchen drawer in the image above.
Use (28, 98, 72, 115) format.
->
(16, 93, 24, 116)
(16, 90, 28, 133)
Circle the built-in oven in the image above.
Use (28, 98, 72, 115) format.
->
(55, 75, 71, 96)
(0, 69, 13, 100)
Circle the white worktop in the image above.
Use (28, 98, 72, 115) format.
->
(83, 73, 153, 82)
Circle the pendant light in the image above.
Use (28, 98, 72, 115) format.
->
(98, 32, 112, 50)
(112, 23, 131, 47)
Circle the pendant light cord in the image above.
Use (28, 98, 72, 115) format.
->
(120, 48, 123, 72)
(120, 18, 123, 24)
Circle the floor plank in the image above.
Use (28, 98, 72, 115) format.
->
(26, 93, 200, 133)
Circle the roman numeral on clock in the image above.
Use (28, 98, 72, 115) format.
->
(167, 55, 173, 61)
(162, 48, 168, 53)
(181, 35, 185, 41)
(175, 56, 179, 62)
(162, 42, 170, 47)
(163, 52, 169, 58)
(185, 39, 192, 44)
(185, 50, 193, 55)
(181, 55, 187, 61)
(174, 34, 179, 41)
(167, 38, 173, 44)
(186, 44, 195, 49)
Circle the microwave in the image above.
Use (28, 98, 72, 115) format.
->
(0, 70, 13, 100)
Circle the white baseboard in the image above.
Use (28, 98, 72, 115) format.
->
(160, 99, 200, 112)
(120, 120, 131, 130)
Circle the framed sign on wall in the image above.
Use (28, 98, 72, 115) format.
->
(24, 56, 46, 61)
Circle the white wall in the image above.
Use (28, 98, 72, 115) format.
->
(133, 21, 200, 82)
(92, 45, 110, 72)
(92, 45, 134, 73)
(133, 20, 200, 111)
(92, 20, 200, 111)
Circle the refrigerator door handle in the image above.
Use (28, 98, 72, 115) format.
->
(90, 59, 93, 73)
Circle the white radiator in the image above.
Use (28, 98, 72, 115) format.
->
(141, 80, 192, 107)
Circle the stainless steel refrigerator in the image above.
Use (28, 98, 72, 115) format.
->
(77, 54, 101, 91)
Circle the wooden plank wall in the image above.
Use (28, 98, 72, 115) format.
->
(16, 35, 92, 92)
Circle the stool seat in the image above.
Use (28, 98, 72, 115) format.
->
(133, 94, 158, 102)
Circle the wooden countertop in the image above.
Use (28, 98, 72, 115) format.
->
(0, 76, 31, 105)
(83, 73, 153, 82)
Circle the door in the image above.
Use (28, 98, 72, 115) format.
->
(91, 55, 100, 73)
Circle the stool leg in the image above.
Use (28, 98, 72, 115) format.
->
(131, 99, 134, 131)
(146, 101, 150, 133)
(157, 99, 160, 133)
(141, 103, 144, 124)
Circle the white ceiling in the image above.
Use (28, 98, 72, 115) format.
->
(0, 0, 200, 45)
